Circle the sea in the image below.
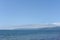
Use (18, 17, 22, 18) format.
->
(0, 29, 60, 40)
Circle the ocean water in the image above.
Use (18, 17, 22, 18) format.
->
(0, 30, 60, 40)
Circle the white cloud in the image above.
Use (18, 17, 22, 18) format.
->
(52, 22, 60, 26)
(0, 23, 60, 30)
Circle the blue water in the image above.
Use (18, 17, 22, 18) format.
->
(0, 30, 60, 40)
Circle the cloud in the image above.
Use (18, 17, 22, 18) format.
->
(52, 22, 60, 26)
(0, 23, 60, 30)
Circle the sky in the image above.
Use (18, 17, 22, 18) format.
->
(0, 0, 60, 29)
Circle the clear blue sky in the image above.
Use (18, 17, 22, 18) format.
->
(0, 0, 60, 27)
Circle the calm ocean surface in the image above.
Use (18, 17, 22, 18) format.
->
(0, 30, 60, 40)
